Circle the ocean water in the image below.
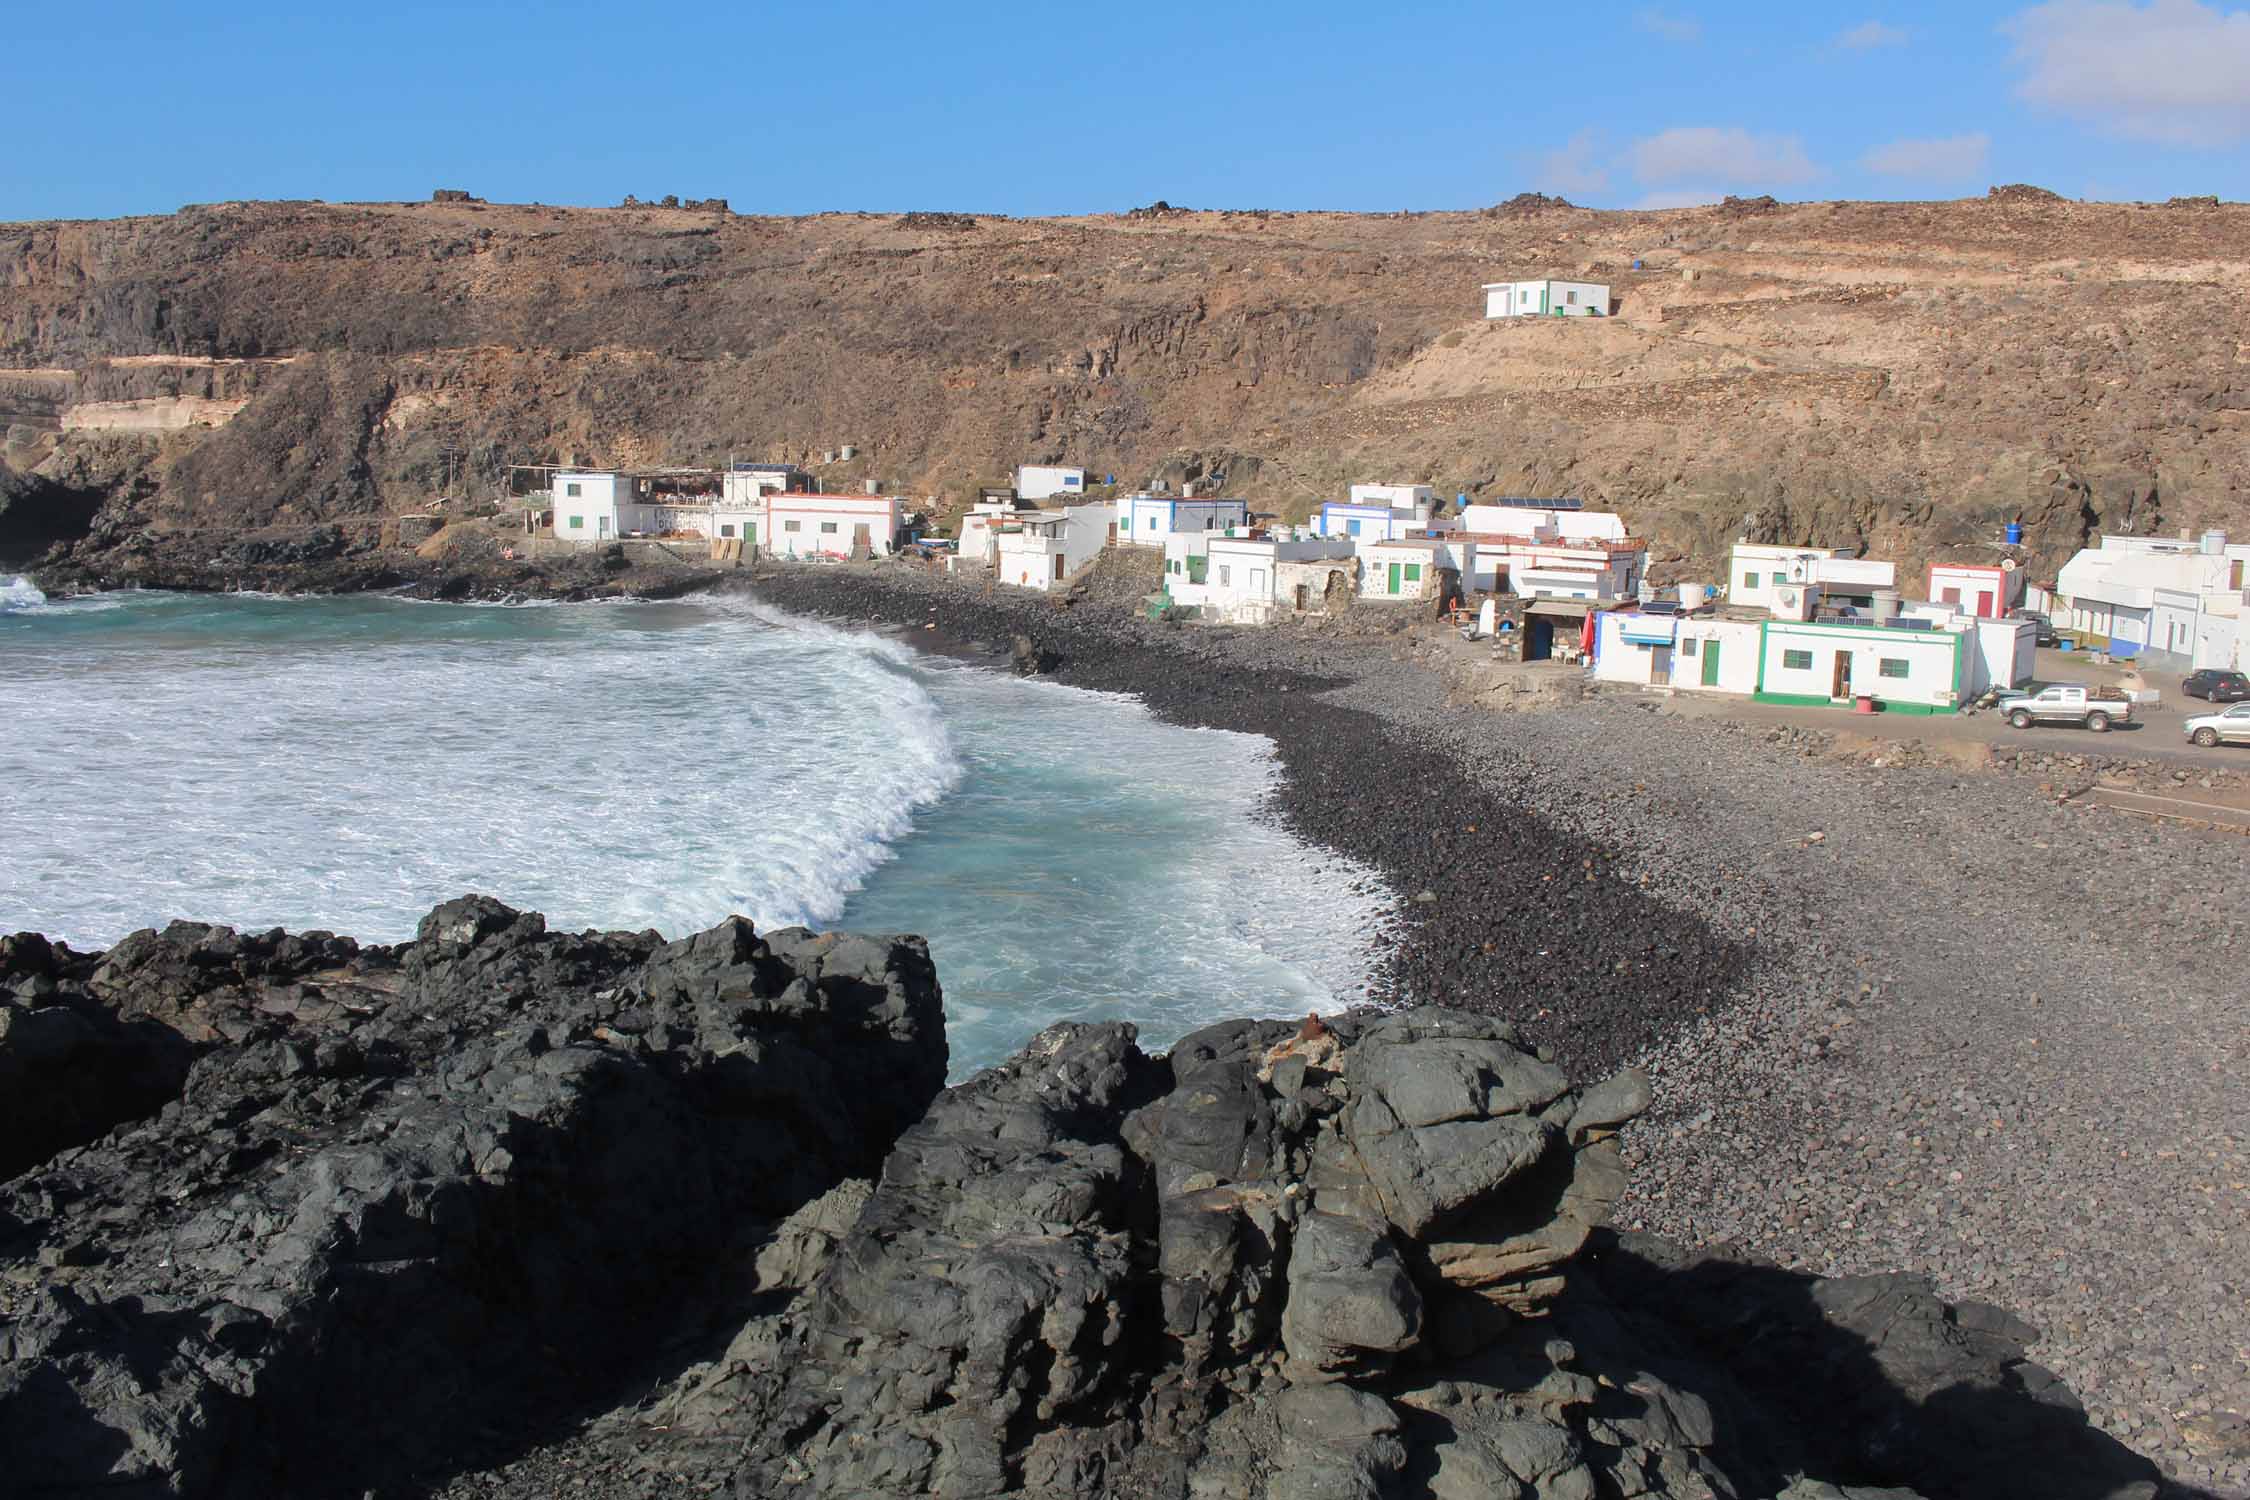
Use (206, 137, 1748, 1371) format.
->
(0, 581, 1393, 1072)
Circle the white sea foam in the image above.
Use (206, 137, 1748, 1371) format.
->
(0, 576, 48, 612)
(1, 590, 1396, 1074)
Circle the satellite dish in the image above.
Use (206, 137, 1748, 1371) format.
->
(2000, 557, 2018, 571)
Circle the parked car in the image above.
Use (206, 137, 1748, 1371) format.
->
(2185, 703, 2250, 748)
(2181, 669, 2250, 703)
(1996, 683, 2136, 732)
(2013, 609, 2059, 647)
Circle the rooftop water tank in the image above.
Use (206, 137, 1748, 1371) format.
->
(2203, 530, 2229, 555)
(2004, 520, 2024, 545)
(1867, 590, 1902, 626)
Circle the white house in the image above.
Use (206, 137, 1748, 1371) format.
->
(552, 471, 651, 541)
(1755, 618, 1969, 713)
(1459, 502, 1626, 545)
(1482, 279, 1610, 318)
(1116, 493, 1249, 544)
(763, 492, 903, 561)
(2053, 532, 2248, 669)
(994, 502, 1117, 590)
(1731, 543, 1896, 612)
(1928, 562, 2026, 620)
(1316, 484, 1444, 542)
(958, 495, 1040, 568)
(1348, 483, 1436, 511)
(1593, 611, 1768, 693)
(1016, 465, 1087, 502)
(1357, 539, 1457, 602)
(1168, 535, 1357, 624)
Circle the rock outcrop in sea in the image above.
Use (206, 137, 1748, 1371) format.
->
(1, 901, 2161, 1499)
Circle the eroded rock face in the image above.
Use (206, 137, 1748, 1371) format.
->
(0, 897, 947, 1498)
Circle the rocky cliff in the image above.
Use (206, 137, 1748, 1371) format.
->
(4, 193, 2246, 582)
(1, 901, 2163, 1499)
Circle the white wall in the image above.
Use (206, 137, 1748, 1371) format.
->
(553, 471, 629, 541)
(1359, 545, 1446, 600)
(765, 496, 901, 559)
(1730, 544, 1832, 611)
(1675, 618, 1762, 694)
(1929, 564, 2022, 619)
(1967, 619, 2036, 694)
(995, 502, 1115, 590)
(1759, 622, 1964, 708)
(1119, 495, 1247, 542)
(1348, 483, 1434, 511)
(1016, 465, 1086, 502)
(1482, 280, 1609, 317)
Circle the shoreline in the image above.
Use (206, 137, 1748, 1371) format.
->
(745, 560, 2250, 1498)
(743, 564, 1751, 1083)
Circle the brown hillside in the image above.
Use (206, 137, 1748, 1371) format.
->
(3, 194, 2246, 581)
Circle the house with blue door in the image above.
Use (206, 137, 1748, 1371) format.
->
(1116, 493, 1249, 544)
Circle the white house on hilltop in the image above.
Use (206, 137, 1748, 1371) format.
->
(1483, 279, 1610, 318)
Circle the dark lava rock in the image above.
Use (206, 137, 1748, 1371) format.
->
(0, 904, 2159, 1500)
(0, 896, 946, 1498)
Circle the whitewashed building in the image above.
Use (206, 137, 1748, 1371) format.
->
(1117, 493, 1249, 544)
(1482, 279, 1610, 318)
(1730, 543, 1896, 612)
(1168, 535, 1357, 624)
(763, 492, 904, 561)
(1754, 618, 1968, 713)
(1459, 502, 1626, 545)
(1357, 539, 1457, 602)
(552, 471, 649, 541)
(2052, 531, 2248, 670)
(1015, 465, 1087, 502)
(994, 502, 1117, 590)
(1928, 561, 2026, 620)
(1315, 484, 1443, 542)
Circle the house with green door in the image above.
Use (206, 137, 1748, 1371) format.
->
(1591, 611, 1761, 692)
(1357, 538, 1462, 602)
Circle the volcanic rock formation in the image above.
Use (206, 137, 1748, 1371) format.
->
(0, 902, 2162, 1499)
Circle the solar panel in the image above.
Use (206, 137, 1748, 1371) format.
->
(1481, 497, 1585, 511)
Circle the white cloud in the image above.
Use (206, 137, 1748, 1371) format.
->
(1837, 19, 1910, 48)
(2004, 0, 2250, 145)
(1538, 130, 1611, 196)
(1635, 7, 1703, 42)
(1630, 126, 1821, 187)
(1861, 132, 1992, 178)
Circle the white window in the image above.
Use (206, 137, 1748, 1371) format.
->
(1566, 290, 1578, 305)
(1218, 565, 1231, 587)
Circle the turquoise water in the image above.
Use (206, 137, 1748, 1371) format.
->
(0, 582, 1392, 1073)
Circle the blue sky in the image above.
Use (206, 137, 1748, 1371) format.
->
(6, 1, 2247, 220)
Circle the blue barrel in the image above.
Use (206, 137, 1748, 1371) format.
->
(2005, 521, 2024, 545)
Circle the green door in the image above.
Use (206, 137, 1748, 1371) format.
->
(1701, 640, 1722, 687)
(745, 522, 757, 546)
(1387, 562, 1401, 593)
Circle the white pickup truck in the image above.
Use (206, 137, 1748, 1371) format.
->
(1995, 683, 2136, 732)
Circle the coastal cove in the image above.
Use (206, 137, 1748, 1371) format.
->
(0, 584, 1394, 1074)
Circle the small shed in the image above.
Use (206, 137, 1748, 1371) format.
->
(1482, 279, 1611, 318)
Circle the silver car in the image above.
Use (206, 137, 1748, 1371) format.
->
(2184, 702, 2250, 748)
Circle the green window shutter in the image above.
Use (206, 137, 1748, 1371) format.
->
(1743, 572, 1758, 589)
(1879, 658, 1911, 679)
(568, 515, 584, 529)
(1405, 563, 1422, 582)
(1782, 649, 1813, 670)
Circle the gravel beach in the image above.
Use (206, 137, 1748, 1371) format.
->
(747, 561, 2250, 1498)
